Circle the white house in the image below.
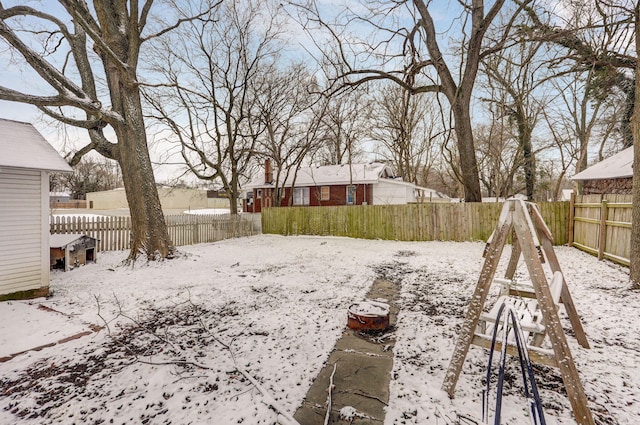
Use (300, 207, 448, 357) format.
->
(0, 118, 72, 301)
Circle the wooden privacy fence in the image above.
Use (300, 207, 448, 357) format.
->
(570, 194, 631, 266)
(262, 201, 570, 245)
(50, 214, 258, 252)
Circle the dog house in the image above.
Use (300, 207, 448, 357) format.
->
(50, 234, 99, 271)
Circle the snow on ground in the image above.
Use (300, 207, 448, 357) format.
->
(0, 235, 637, 424)
(183, 208, 234, 215)
(49, 213, 106, 220)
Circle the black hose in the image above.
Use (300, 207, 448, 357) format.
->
(482, 302, 547, 425)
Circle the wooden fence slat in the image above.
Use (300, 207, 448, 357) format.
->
(570, 194, 632, 265)
(262, 202, 570, 246)
(50, 213, 256, 252)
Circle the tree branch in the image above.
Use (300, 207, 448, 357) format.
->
(141, 1, 224, 43)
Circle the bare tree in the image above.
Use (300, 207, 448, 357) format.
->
(474, 122, 522, 198)
(528, 1, 640, 286)
(0, 1, 215, 259)
(540, 106, 583, 201)
(254, 63, 325, 207)
(315, 89, 369, 167)
(61, 158, 121, 200)
(293, 0, 531, 201)
(480, 23, 551, 200)
(144, 0, 281, 215)
(369, 83, 441, 187)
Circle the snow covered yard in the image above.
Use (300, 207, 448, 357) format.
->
(0, 234, 638, 424)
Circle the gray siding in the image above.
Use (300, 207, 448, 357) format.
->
(0, 168, 46, 295)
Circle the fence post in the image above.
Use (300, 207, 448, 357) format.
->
(568, 192, 576, 247)
(598, 200, 608, 261)
(192, 215, 199, 245)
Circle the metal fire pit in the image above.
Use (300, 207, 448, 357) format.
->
(347, 301, 390, 331)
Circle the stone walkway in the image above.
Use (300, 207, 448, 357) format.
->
(294, 279, 400, 424)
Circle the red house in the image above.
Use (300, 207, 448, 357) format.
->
(243, 161, 445, 213)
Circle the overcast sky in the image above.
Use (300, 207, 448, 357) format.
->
(0, 0, 468, 183)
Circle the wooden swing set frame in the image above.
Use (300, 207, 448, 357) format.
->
(442, 199, 595, 425)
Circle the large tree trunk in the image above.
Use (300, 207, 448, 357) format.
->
(630, 3, 640, 288)
(452, 103, 483, 202)
(518, 115, 535, 200)
(116, 91, 173, 259)
(95, 0, 174, 260)
(0, 1, 178, 260)
(413, 0, 501, 202)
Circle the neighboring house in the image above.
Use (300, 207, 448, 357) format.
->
(243, 161, 446, 213)
(571, 147, 633, 195)
(0, 118, 72, 301)
(87, 187, 210, 210)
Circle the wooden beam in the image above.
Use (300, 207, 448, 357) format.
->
(504, 230, 520, 280)
(513, 201, 594, 425)
(598, 201, 608, 260)
(442, 201, 513, 397)
(471, 334, 557, 367)
(529, 203, 590, 349)
(569, 192, 576, 247)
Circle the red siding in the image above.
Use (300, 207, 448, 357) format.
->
(244, 184, 373, 212)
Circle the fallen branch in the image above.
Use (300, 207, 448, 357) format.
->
(325, 362, 338, 425)
(93, 295, 302, 424)
(236, 366, 301, 425)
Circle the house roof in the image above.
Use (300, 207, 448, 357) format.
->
(247, 162, 397, 188)
(50, 233, 98, 249)
(571, 147, 633, 181)
(0, 118, 72, 173)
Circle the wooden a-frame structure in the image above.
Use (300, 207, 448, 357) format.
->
(442, 199, 595, 425)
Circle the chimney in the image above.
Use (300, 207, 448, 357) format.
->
(265, 159, 273, 184)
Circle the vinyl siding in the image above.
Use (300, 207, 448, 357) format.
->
(372, 180, 413, 205)
(0, 168, 47, 295)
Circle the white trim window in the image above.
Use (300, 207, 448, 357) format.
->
(320, 186, 330, 201)
(346, 185, 356, 204)
(293, 187, 310, 205)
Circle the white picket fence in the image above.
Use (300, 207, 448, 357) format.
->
(50, 214, 259, 252)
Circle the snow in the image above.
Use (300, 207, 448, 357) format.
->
(247, 162, 392, 189)
(49, 213, 107, 221)
(572, 146, 633, 180)
(183, 208, 234, 215)
(348, 300, 389, 317)
(0, 303, 88, 358)
(0, 234, 637, 424)
(0, 118, 72, 173)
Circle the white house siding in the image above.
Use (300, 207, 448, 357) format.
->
(0, 168, 48, 296)
(372, 180, 415, 205)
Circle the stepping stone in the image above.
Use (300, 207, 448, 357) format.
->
(294, 279, 399, 424)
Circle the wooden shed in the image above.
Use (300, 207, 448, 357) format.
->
(50, 234, 99, 272)
(0, 118, 72, 301)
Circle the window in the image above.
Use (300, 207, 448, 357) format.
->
(293, 187, 310, 205)
(320, 186, 330, 201)
(346, 185, 356, 204)
(257, 189, 263, 198)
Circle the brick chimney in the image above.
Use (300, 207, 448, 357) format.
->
(265, 159, 273, 184)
